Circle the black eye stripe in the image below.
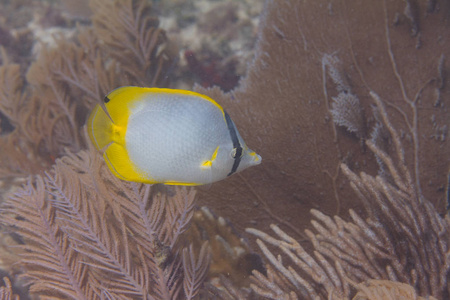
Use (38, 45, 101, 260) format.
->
(234, 146, 242, 158)
(224, 111, 242, 176)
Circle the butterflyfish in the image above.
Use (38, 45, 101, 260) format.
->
(87, 86, 261, 185)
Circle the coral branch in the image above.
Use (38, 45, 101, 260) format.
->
(247, 91, 450, 299)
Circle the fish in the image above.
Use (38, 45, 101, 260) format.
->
(87, 86, 261, 185)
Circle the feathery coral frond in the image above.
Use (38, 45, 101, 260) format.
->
(0, 149, 211, 299)
(0, 278, 19, 300)
(183, 242, 211, 300)
(0, 0, 177, 179)
(0, 54, 23, 127)
(91, 0, 175, 87)
(1, 176, 91, 299)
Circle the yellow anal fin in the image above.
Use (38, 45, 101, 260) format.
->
(104, 143, 150, 183)
(163, 181, 202, 186)
(201, 146, 219, 170)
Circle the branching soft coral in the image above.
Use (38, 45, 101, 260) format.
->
(90, 0, 175, 87)
(1, 148, 210, 299)
(247, 92, 450, 299)
(0, 0, 177, 178)
(0, 277, 19, 300)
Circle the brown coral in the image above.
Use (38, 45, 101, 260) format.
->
(0, 0, 449, 298)
(191, 0, 450, 298)
(247, 92, 450, 299)
(352, 280, 438, 300)
(0, 0, 177, 179)
(196, 0, 450, 251)
(1, 148, 210, 299)
(0, 277, 19, 300)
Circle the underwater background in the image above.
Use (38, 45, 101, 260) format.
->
(0, 0, 449, 299)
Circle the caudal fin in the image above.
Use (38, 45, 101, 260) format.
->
(87, 104, 114, 151)
(87, 102, 148, 183)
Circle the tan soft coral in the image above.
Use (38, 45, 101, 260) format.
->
(0, 0, 177, 179)
(196, 0, 450, 253)
(1, 147, 210, 299)
(196, 0, 450, 298)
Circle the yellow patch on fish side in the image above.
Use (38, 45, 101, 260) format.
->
(201, 146, 220, 169)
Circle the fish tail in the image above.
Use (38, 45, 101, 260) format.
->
(87, 104, 114, 151)
(87, 102, 147, 183)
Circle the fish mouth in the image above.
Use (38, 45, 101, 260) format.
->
(248, 151, 262, 165)
(253, 154, 262, 165)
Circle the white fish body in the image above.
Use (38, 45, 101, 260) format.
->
(87, 87, 261, 185)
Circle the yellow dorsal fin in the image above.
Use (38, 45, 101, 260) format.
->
(108, 86, 226, 119)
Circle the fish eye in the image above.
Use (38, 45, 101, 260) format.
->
(230, 147, 243, 159)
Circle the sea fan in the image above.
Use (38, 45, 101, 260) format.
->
(247, 92, 450, 299)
